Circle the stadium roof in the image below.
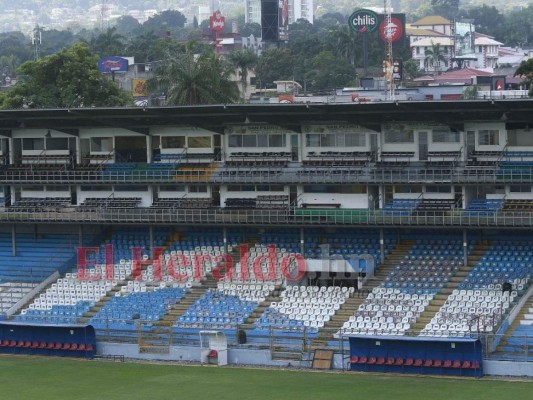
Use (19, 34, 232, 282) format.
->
(0, 100, 532, 134)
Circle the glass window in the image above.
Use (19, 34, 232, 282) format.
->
(242, 135, 257, 147)
(115, 185, 148, 191)
(80, 185, 112, 191)
(46, 138, 69, 150)
(345, 133, 366, 146)
(384, 129, 414, 143)
(425, 185, 452, 193)
(90, 137, 113, 152)
(22, 138, 44, 150)
(162, 136, 185, 148)
(478, 130, 499, 146)
(188, 136, 211, 148)
(432, 129, 460, 143)
(510, 185, 532, 193)
(228, 135, 242, 148)
(320, 134, 335, 147)
(159, 184, 186, 192)
(257, 134, 268, 147)
(269, 134, 284, 147)
(339, 185, 367, 194)
(306, 134, 320, 147)
(395, 185, 422, 193)
(303, 185, 331, 193)
(335, 133, 345, 147)
(189, 185, 208, 193)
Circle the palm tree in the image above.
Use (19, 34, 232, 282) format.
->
(147, 45, 240, 105)
(328, 26, 360, 66)
(90, 27, 126, 56)
(424, 41, 447, 75)
(227, 49, 258, 102)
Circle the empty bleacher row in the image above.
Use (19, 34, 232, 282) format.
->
(10, 197, 72, 211)
(224, 196, 290, 209)
(77, 197, 142, 210)
(226, 152, 291, 166)
(150, 198, 212, 209)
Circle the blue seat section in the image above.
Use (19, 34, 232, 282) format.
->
(89, 287, 187, 330)
(259, 228, 395, 264)
(381, 199, 419, 216)
(257, 307, 306, 330)
(259, 229, 303, 254)
(248, 304, 318, 347)
(459, 239, 532, 290)
(97, 228, 171, 264)
(176, 289, 257, 328)
(166, 228, 243, 252)
(463, 199, 503, 216)
(0, 233, 81, 282)
(384, 239, 469, 293)
(13, 301, 94, 324)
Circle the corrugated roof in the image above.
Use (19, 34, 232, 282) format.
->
(415, 68, 495, 84)
(406, 27, 447, 37)
(411, 37, 454, 46)
(475, 37, 503, 46)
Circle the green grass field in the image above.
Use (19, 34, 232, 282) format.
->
(0, 356, 531, 400)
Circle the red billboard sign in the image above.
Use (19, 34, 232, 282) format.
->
(210, 10, 225, 32)
(379, 16, 404, 43)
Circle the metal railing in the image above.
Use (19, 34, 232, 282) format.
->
(3, 207, 533, 227)
(1, 164, 533, 185)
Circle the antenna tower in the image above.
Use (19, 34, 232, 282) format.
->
(384, 0, 394, 101)
(32, 25, 42, 61)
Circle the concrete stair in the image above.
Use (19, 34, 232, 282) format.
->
(405, 241, 491, 335)
(310, 239, 416, 349)
(493, 295, 533, 356)
(240, 284, 283, 330)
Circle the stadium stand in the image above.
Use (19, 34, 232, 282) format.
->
(2, 101, 533, 374)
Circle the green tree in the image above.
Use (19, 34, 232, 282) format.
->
(503, 5, 533, 47)
(241, 23, 262, 38)
(142, 10, 187, 38)
(424, 41, 447, 74)
(431, 0, 460, 20)
(1, 43, 132, 109)
(464, 5, 505, 42)
(90, 27, 126, 57)
(147, 44, 239, 105)
(114, 15, 142, 37)
(255, 48, 295, 87)
(326, 26, 360, 66)
(0, 32, 32, 65)
(40, 29, 76, 56)
(402, 58, 423, 83)
(514, 58, 533, 96)
(227, 48, 258, 102)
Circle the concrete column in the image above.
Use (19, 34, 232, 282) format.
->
(463, 229, 468, 267)
(223, 227, 228, 254)
(380, 228, 385, 264)
(11, 223, 16, 256)
(149, 226, 154, 257)
(300, 228, 305, 254)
